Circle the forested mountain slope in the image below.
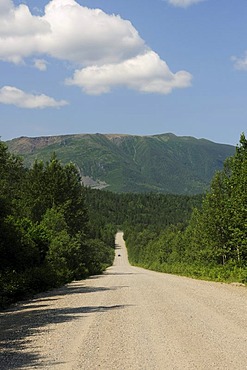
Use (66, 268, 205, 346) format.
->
(6, 133, 235, 194)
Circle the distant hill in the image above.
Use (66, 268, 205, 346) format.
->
(6, 133, 235, 195)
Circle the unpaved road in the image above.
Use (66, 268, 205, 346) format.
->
(1, 232, 247, 370)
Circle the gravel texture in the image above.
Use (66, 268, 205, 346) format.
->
(0, 231, 247, 369)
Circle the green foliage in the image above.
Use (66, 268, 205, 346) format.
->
(23, 155, 88, 233)
(6, 133, 235, 195)
(84, 188, 202, 231)
(79, 238, 115, 276)
(0, 142, 115, 308)
(186, 133, 247, 267)
(1, 133, 245, 308)
(124, 134, 247, 284)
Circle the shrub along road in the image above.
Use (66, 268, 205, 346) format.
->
(0, 232, 247, 369)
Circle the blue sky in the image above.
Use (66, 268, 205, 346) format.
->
(0, 0, 247, 145)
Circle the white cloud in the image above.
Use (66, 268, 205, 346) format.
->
(42, 0, 146, 66)
(231, 54, 247, 71)
(0, 86, 68, 108)
(66, 51, 192, 95)
(0, 0, 13, 14)
(0, 0, 145, 65)
(0, 1, 50, 64)
(0, 0, 192, 95)
(167, 0, 204, 8)
(33, 58, 48, 71)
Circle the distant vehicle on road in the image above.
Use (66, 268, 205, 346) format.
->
(118, 254, 121, 257)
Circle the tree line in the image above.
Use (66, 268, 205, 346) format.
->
(0, 138, 201, 308)
(0, 143, 115, 308)
(1, 133, 245, 307)
(124, 134, 247, 283)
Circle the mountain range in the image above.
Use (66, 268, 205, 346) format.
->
(6, 133, 235, 195)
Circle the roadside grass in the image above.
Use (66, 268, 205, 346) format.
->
(131, 261, 247, 285)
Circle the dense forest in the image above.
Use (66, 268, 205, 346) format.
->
(1, 133, 246, 307)
(0, 143, 115, 308)
(125, 134, 247, 283)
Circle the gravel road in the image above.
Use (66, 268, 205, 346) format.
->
(1, 231, 247, 370)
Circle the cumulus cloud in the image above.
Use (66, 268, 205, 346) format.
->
(0, 86, 68, 108)
(231, 54, 247, 71)
(0, 1, 50, 64)
(167, 0, 204, 7)
(0, 0, 192, 95)
(66, 51, 192, 95)
(0, 0, 145, 65)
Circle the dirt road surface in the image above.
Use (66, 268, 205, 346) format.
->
(1, 231, 247, 369)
